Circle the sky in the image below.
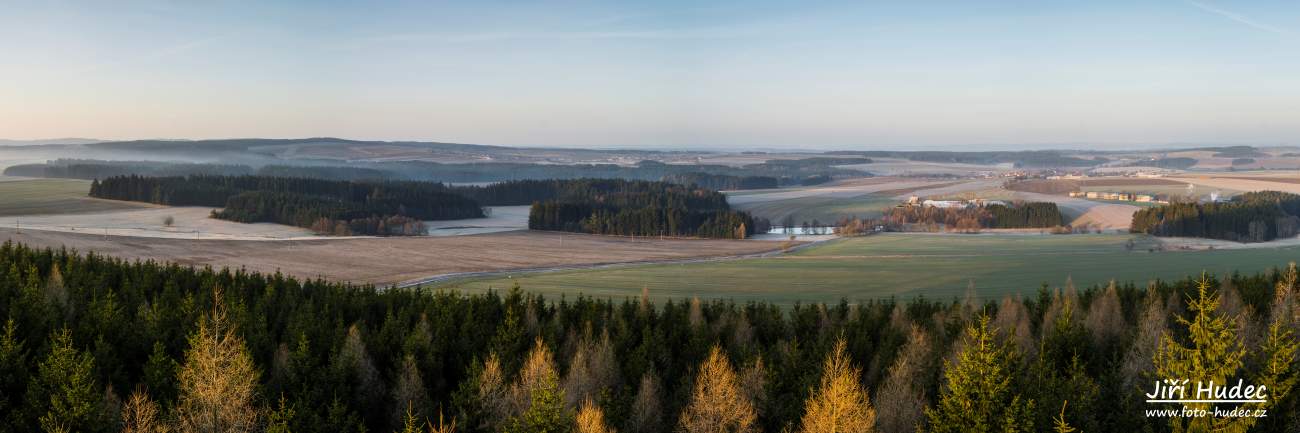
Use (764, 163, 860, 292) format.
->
(0, 0, 1298, 150)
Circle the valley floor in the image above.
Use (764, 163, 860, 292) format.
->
(0, 228, 792, 286)
(436, 232, 1300, 304)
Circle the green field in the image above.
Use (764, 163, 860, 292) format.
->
(732, 193, 899, 223)
(0, 179, 146, 216)
(435, 233, 1300, 304)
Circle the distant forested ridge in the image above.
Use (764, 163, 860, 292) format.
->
(1130, 191, 1300, 242)
(6, 155, 866, 185)
(662, 172, 779, 191)
(525, 179, 763, 239)
(883, 202, 1066, 232)
(0, 242, 1297, 432)
(830, 150, 1102, 167)
(1123, 157, 1198, 170)
(3, 159, 255, 179)
(89, 175, 483, 235)
(3, 159, 387, 181)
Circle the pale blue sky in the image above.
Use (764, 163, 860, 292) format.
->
(1, 0, 1297, 149)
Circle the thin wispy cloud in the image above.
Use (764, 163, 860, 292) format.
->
(84, 32, 238, 73)
(1188, 0, 1293, 36)
(341, 25, 761, 49)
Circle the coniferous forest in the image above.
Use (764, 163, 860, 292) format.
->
(0, 241, 1297, 433)
(1131, 191, 1300, 242)
(661, 173, 780, 192)
(523, 179, 763, 239)
(88, 175, 485, 236)
(87, 176, 763, 239)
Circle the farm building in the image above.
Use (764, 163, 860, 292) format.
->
(922, 200, 968, 209)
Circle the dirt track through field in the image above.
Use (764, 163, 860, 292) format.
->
(1, 228, 793, 286)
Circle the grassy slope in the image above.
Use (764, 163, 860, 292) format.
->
(436, 233, 1300, 304)
(0, 179, 147, 216)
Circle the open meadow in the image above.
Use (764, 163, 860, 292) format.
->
(435, 232, 1300, 303)
(0, 178, 151, 216)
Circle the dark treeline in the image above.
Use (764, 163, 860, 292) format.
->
(883, 202, 1066, 232)
(1207, 146, 1268, 158)
(828, 150, 1103, 167)
(984, 202, 1065, 229)
(1131, 191, 1300, 243)
(524, 179, 763, 239)
(89, 175, 483, 236)
(1123, 157, 1199, 170)
(255, 165, 393, 181)
(0, 242, 1297, 432)
(3, 160, 388, 182)
(3, 159, 255, 179)
(661, 173, 779, 191)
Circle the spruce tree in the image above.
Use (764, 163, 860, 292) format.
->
(924, 315, 1033, 433)
(28, 328, 103, 433)
(1153, 278, 1244, 433)
(0, 319, 27, 433)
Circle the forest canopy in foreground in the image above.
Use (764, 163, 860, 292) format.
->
(1131, 191, 1300, 243)
(0, 241, 1297, 432)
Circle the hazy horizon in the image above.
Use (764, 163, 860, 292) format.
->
(3, 1, 1298, 149)
(2, 136, 1294, 153)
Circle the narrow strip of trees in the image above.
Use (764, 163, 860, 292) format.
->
(883, 202, 1065, 232)
(521, 179, 763, 239)
(662, 173, 779, 191)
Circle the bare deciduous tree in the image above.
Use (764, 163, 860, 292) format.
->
(1121, 293, 1167, 390)
(678, 345, 756, 433)
(340, 323, 383, 404)
(737, 357, 767, 418)
(626, 371, 663, 433)
(175, 288, 261, 433)
(994, 295, 1035, 358)
(576, 399, 617, 433)
(122, 387, 168, 433)
(1274, 262, 1298, 328)
(689, 297, 704, 329)
(474, 353, 509, 431)
(390, 354, 431, 428)
(874, 325, 930, 433)
(564, 327, 620, 408)
(798, 338, 875, 433)
(1085, 282, 1124, 345)
(511, 337, 560, 416)
(1041, 284, 1079, 342)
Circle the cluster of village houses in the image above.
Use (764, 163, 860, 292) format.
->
(905, 196, 1008, 209)
(1067, 191, 1167, 203)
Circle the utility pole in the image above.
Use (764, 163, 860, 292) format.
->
(14, 218, 19, 234)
